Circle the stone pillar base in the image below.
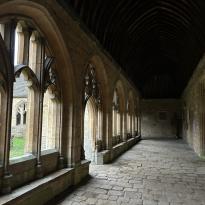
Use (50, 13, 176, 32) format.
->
(36, 162, 43, 179)
(58, 156, 65, 169)
(2, 173, 13, 194)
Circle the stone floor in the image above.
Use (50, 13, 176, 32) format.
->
(56, 139, 205, 205)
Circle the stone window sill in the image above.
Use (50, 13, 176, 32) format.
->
(10, 154, 36, 165)
(0, 168, 74, 205)
(41, 149, 58, 156)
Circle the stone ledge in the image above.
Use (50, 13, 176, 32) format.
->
(0, 168, 74, 205)
(74, 160, 90, 185)
(0, 160, 90, 205)
(96, 136, 141, 165)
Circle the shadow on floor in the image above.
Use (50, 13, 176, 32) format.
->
(45, 175, 93, 205)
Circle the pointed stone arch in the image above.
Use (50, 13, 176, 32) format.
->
(0, 0, 78, 183)
(82, 55, 109, 156)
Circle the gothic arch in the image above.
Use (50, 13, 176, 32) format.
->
(86, 55, 109, 149)
(83, 62, 104, 162)
(0, 0, 76, 165)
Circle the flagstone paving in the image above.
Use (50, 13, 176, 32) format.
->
(56, 139, 205, 205)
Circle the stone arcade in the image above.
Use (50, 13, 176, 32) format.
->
(0, 1, 205, 205)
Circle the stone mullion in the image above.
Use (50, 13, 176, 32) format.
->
(0, 91, 6, 164)
(36, 41, 45, 178)
(16, 26, 24, 65)
(2, 21, 16, 194)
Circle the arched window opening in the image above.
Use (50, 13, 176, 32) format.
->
(83, 63, 102, 162)
(14, 22, 25, 65)
(41, 85, 60, 151)
(84, 97, 97, 162)
(10, 73, 30, 159)
(9, 21, 40, 159)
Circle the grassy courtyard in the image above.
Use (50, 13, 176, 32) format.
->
(10, 137, 25, 158)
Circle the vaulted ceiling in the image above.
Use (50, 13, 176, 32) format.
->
(58, 0, 205, 98)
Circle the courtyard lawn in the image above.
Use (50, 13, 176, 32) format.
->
(10, 137, 25, 158)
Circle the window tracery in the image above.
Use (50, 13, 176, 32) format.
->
(0, 18, 62, 185)
(83, 63, 103, 161)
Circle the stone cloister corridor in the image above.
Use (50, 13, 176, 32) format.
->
(2, 1, 205, 205)
(55, 139, 205, 205)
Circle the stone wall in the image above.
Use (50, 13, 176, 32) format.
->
(141, 99, 181, 139)
(182, 54, 205, 157)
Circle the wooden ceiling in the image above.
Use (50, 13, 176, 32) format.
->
(58, 0, 205, 98)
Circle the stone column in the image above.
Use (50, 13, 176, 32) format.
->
(1, 21, 16, 194)
(122, 111, 127, 141)
(106, 109, 112, 150)
(96, 103, 102, 151)
(36, 41, 45, 178)
(198, 81, 205, 157)
(58, 95, 64, 169)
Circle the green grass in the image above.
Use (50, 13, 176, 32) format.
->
(10, 137, 25, 158)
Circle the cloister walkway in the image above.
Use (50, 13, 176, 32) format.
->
(56, 139, 205, 205)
